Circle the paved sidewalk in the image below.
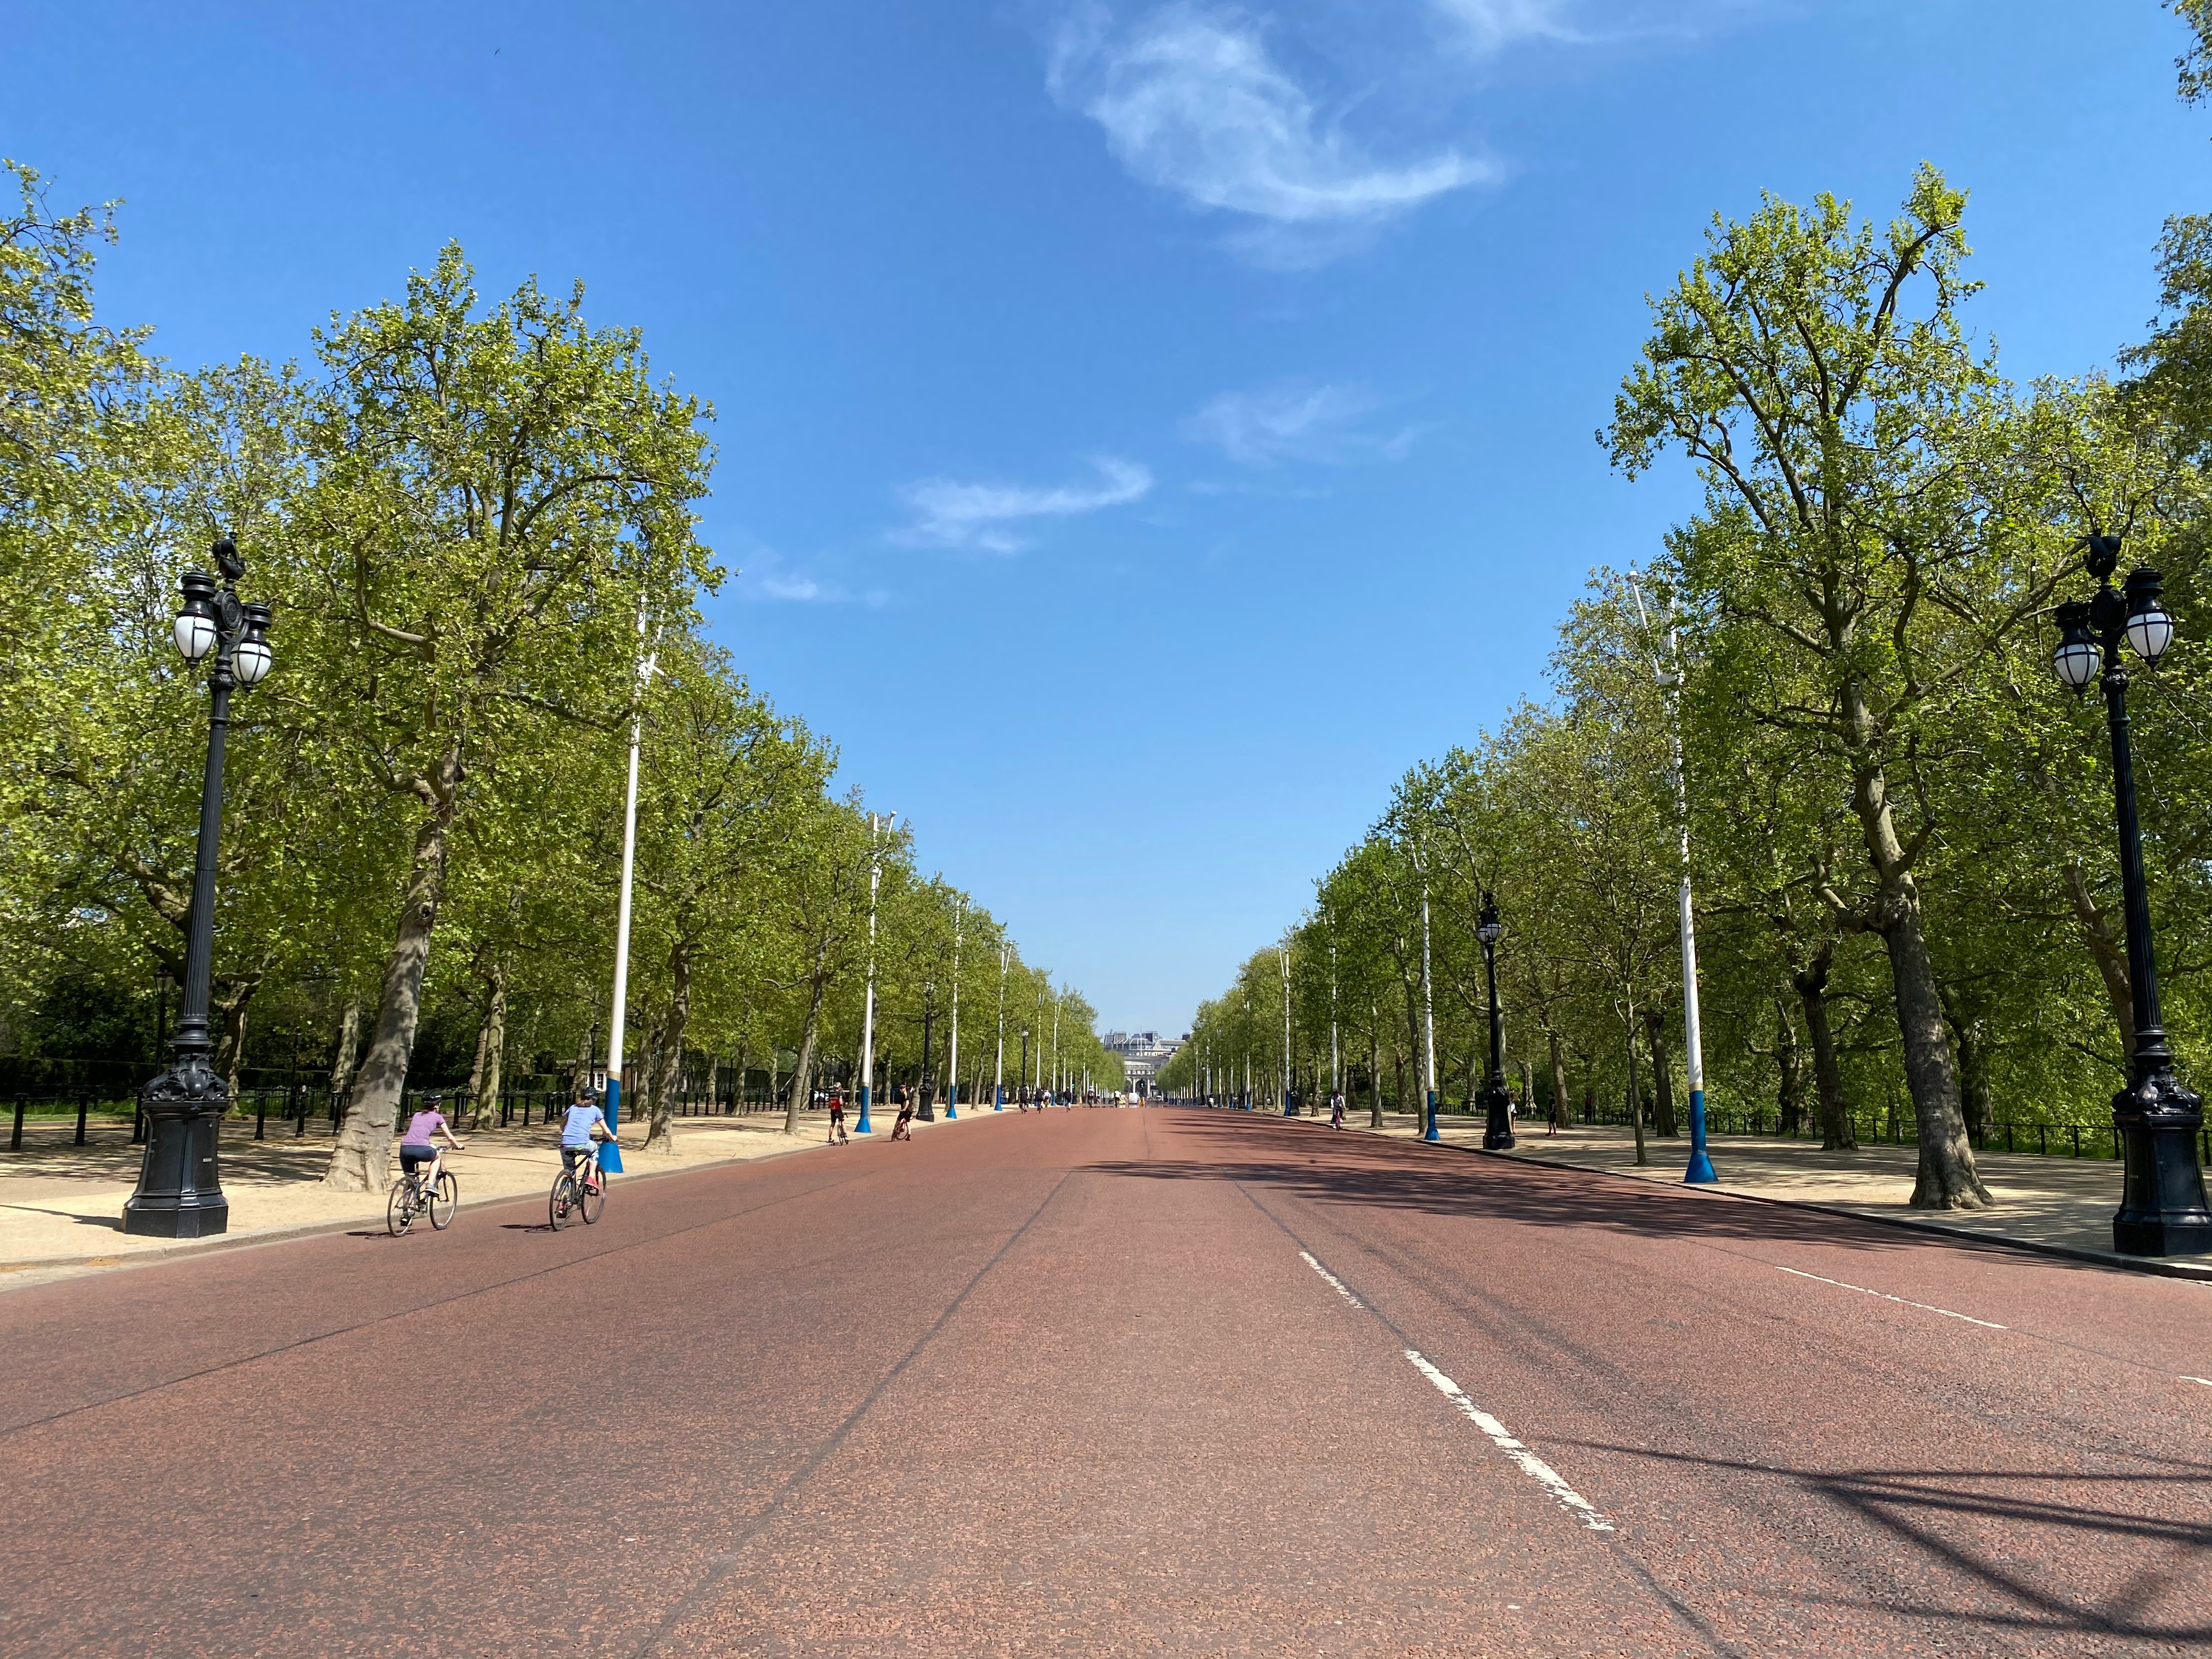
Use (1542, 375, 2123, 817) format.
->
(0, 1102, 1001, 1288)
(1282, 1108, 2212, 1274)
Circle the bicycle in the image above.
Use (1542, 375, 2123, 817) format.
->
(549, 1144, 607, 1231)
(387, 1162, 458, 1236)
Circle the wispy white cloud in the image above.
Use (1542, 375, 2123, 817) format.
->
(1182, 380, 1420, 466)
(732, 537, 857, 604)
(893, 455, 1155, 552)
(1427, 0, 1767, 56)
(1048, 5, 1497, 267)
(1426, 0, 1588, 53)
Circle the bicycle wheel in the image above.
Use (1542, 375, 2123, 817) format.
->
(387, 1178, 415, 1237)
(578, 1170, 606, 1226)
(429, 1170, 458, 1231)
(549, 1172, 574, 1231)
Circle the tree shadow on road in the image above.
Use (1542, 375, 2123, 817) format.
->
(1086, 1114, 2147, 1279)
(1571, 1438, 2212, 1644)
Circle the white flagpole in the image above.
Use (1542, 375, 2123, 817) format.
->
(946, 898, 963, 1118)
(602, 622, 658, 1173)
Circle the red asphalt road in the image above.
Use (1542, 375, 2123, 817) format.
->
(3, 1107, 2209, 1657)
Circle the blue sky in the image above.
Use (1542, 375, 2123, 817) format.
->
(11, 1, 2207, 1032)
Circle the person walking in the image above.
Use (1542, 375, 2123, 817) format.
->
(1329, 1090, 1345, 1130)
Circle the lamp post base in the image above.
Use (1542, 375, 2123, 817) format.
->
(122, 1064, 229, 1238)
(1684, 1089, 1718, 1184)
(2114, 1082, 2212, 1256)
(1480, 1081, 1516, 1150)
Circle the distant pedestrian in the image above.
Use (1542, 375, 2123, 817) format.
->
(1329, 1091, 1345, 1130)
(827, 1091, 849, 1144)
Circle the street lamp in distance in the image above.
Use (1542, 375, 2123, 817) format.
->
(1476, 893, 1514, 1151)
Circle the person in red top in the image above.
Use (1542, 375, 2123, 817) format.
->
(827, 1090, 849, 1144)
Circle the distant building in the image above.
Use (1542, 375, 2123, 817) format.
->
(1102, 1030, 1183, 1096)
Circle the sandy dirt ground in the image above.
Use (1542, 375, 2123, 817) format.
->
(1262, 1106, 2206, 1268)
(0, 1101, 1015, 1287)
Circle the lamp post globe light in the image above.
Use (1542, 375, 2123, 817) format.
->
(124, 540, 274, 1238)
(2052, 534, 2212, 1256)
(1475, 892, 1515, 1151)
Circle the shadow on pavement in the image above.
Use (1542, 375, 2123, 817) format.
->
(1573, 1439, 2212, 1643)
(1090, 1113, 2124, 1274)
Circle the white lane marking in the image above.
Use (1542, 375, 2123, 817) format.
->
(2184, 1376, 2212, 1389)
(1773, 1263, 2007, 1329)
(1404, 1348, 1614, 1532)
(1301, 1249, 1364, 1308)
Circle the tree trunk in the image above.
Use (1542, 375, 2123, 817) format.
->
(1775, 1000, 1805, 1137)
(1547, 1029, 1568, 1130)
(2062, 857, 2134, 1064)
(785, 955, 832, 1134)
(480, 969, 507, 1129)
(215, 979, 256, 1103)
(465, 958, 507, 1131)
(325, 757, 458, 1193)
(329, 992, 363, 1108)
(1934, 972, 1994, 1148)
(573, 1019, 595, 1098)
(1793, 939, 1854, 1150)
(1645, 1009, 1678, 1138)
(646, 940, 691, 1154)
(1368, 1022, 1384, 1128)
(1845, 728, 1988, 1207)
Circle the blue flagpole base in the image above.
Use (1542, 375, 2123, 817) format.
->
(1423, 1091, 1441, 1142)
(599, 1077, 625, 1173)
(1684, 1090, 1717, 1183)
(855, 1084, 873, 1134)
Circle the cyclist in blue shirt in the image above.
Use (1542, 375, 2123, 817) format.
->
(561, 1087, 617, 1190)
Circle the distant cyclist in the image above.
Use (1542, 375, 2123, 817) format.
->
(560, 1086, 616, 1190)
(827, 1090, 849, 1144)
(399, 1091, 465, 1193)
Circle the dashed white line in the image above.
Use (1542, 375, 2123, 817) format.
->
(2183, 1376, 2212, 1389)
(1773, 1264, 2007, 1329)
(1404, 1349, 1615, 1531)
(1301, 1249, 1364, 1308)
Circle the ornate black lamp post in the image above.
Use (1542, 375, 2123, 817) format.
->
(1475, 892, 1514, 1150)
(123, 540, 274, 1238)
(2052, 534, 2212, 1256)
(917, 980, 937, 1121)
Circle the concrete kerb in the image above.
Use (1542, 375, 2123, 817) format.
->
(1256, 1111, 2212, 1286)
(0, 1104, 997, 1290)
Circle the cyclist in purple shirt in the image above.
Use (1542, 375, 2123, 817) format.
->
(398, 1092, 466, 1192)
